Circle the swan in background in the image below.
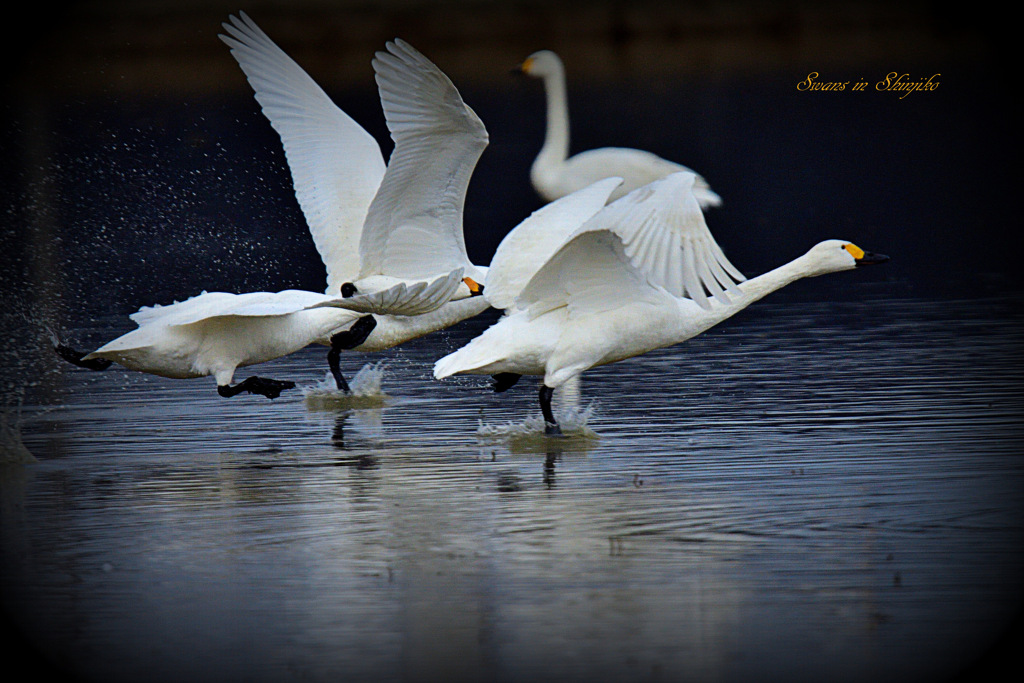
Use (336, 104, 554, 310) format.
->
(434, 172, 888, 434)
(54, 17, 497, 397)
(516, 50, 722, 208)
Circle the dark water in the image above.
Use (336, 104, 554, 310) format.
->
(3, 296, 1023, 683)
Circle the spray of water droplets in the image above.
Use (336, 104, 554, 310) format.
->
(476, 401, 601, 439)
(302, 361, 390, 410)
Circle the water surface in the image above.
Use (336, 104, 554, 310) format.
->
(3, 296, 1022, 682)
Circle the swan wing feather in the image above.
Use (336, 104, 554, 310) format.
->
(484, 177, 621, 310)
(223, 290, 339, 317)
(219, 12, 386, 293)
(306, 268, 466, 316)
(571, 171, 744, 310)
(517, 229, 673, 322)
(129, 290, 334, 329)
(357, 39, 488, 282)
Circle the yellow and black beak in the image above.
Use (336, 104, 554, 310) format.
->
(463, 277, 485, 296)
(844, 243, 890, 267)
(512, 57, 533, 75)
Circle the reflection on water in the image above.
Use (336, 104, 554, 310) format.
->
(2, 297, 1023, 682)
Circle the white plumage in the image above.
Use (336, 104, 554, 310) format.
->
(220, 16, 487, 306)
(59, 16, 495, 396)
(60, 15, 620, 398)
(435, 172, 887, 432)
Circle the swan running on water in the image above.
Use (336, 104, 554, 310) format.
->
(55, 14, 504, 398)
(515, 50, 722, 207)
(434, 172, 888, 434)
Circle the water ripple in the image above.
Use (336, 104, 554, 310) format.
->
(3, 297, 1022, 683)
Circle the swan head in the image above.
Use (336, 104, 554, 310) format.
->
(802, 240, 889, 277)
(517, 50, 564, 78)
(460, 276, 485, 298)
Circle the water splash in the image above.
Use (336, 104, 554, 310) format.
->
(1, 309, 70, 410)
(477, 402, 601, 441)
(303, 362, 390, 410)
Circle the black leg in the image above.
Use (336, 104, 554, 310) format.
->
(326, 345, 351, 393)
(539, 384, 561, 435)
(54, 343, 112, 371)
(217, 376, 295, 399)
(327, 316, 378, 392)
(331, 315, 378, 350)
(491, 372, 521, 393)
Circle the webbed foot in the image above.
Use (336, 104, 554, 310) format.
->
(218, 376, 296, 399)
(54, 343, 112, 371)
(491, 372, 521, 393)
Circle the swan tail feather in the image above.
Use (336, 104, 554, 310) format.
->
(433, 338, 505, 380)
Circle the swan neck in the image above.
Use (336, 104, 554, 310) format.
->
(537, 65, 570, 166)
(676, 254, 814, 338)
(730, 254, 814, 309)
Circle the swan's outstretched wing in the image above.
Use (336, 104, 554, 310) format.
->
(572, 171, 744, 310)
(129, 292, 241, 327)
(225, 290, 343, 318)
(129, 290, 337, 328)
(517, 230, 675, 322)
(484, 177, 622, 311)
(306, 268, 467, 316)
(219, 12, 386, 293)
(357, 39, 488, 282)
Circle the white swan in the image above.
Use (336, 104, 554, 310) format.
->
(220, 14, 487, 308)
(434, 172, 888, 433)
(516, 50, 722, 208)
(54, 16, 500, 397)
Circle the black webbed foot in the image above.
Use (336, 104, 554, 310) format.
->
(218, 376, 296, 399)
(491, 372, 521, 393)
(54, 343, 113, 371)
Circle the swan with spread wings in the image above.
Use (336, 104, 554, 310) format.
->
(435, 172, 887, 433)
(55, 15, 500, 397)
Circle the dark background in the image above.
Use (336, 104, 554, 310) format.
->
(2, 0, 1018, 328)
